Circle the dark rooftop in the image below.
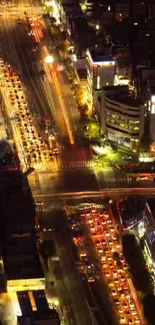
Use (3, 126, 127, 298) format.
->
(5, 235, 37, 258)
(89, 46, 114, 63)
(103, 85, 142, 107)
(118, 198, 145, 230)
(4, 236, 44, 280)
(17, 309, 60, 325)
(77, 68, 87, 79)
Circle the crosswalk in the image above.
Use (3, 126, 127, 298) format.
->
(33, 159, 96, 172)
(57, 160, 95, 169)
(0, 6, 43, 15)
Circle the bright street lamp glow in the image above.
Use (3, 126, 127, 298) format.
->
(45, 55, 54, 63)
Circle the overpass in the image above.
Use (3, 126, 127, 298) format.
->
(34, 187, 155, 203)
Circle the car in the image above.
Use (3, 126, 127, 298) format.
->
(113, 298, 120, 305)
(120, 275, 125, 282)
(101, 239, 106, 245)
(122, 302, 128, 308)
(116, 243, 121, 249)
(120, 255, 125, 263)
(128, 319, 134, 324)
(123, 283, 128, 290)
(105, 271, 111, 277)
(134, 317, 140, 324)
(97, 246, 103, 253)
(105, 231, 110, 237)
(129, 301, 135, 308)
(95, 239, 100, 246)
(122, 155, 132, 160)
(108, 240, 113, 246)
(109, 226, 115, 233)
(109, 263, 114, 269)
(88, 275, 95, 282)
(118, 308, 123, 314)
(125, 310, 130, 316)
(132, 310, 137, 316)
(102, 262, 107, 268)
(111, 289, 116, 296)
(123, 264, 128, 270)
(90, 226, 95, 232)
(120, 316, 127, 324)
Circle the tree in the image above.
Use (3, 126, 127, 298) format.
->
(56, 42, 67, 53)
(78, 103, 89, 121)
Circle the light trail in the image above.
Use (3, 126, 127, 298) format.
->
(42, 46, 75, 145)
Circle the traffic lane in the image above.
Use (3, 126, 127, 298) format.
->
(67, 211, 118, 325)
(10, 23, 52, 121)
(12, 19, 57, 126)
(1, 16, 47, 122)
(48, 260, 76, 325)
(79, 218, 119, 325)
(84, 209, 142, 325)
(53, 230, 96, 325)
(0, 16, 21, 70)
(55, 68, 79, 123)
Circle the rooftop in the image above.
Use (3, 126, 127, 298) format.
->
(118, 198, 145, 229)
(77, 68, 87, 79)
(89, 46, 114, 63)
(4, 236, 44, 280)
(4, 235, 37, 258)
(103, 85, 142, 107)
(17, 310, 60, 325)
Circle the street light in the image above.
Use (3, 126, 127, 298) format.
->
(45, 55, 54, 64)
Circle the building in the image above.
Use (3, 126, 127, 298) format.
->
(66, 17, 97, 57)
(114, 47, 132, 85)
(16, 290, 60, 324)
(115, 2, 129, 20)
(100, 85, 145, 149)
(76, 67, 93, 110)
(137, 199, 155, 274)
(86, 46, 115, 90)
(0, 173, 35, 236)
(17, 310, 60, 325)
(117, 197, 145, 230)
(3, 235, 45, 292)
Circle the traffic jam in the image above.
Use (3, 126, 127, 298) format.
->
(69, 205, 143, 325)
(0, 59, 53, 169)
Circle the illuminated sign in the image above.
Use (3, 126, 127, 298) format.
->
(93, 61, 115, 66)
(93, 65, 99, 77)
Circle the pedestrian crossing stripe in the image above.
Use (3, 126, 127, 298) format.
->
(33, 160, 96, 171)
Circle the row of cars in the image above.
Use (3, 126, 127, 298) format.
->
(0, 59, 54, 168)
(68, 213, 96, 282)
(70, 205, 142, 325)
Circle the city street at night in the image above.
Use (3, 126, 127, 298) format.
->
(0, 1, 155, 325)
